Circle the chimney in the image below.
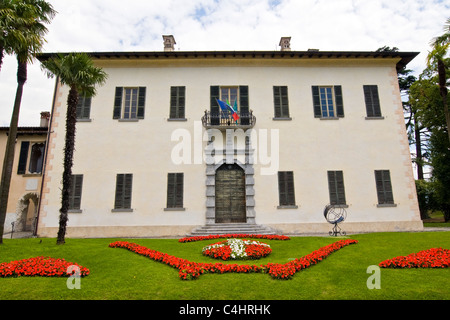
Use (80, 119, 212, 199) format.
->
(40, 111, 50, 127)
(162, 35, 176, 52)
(279, 37, 291, 51)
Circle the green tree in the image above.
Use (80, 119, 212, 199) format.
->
(41, 53, 107, 244)
(410, 59, 450, 222)
(0, 0, 55, 243)
(427, 17, 449, 143)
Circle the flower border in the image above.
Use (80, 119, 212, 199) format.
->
(0, 256, 90, 278)
(109, 238, 358, 280)
(179, 234, 290, 243)
(379, 247, 450, 268)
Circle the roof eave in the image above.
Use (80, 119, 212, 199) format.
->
(37, 50, 419, 70)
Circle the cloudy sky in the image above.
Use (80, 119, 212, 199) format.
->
(0, 0, 449, 126)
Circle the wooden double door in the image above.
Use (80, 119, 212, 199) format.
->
(215, 164, 246, 223)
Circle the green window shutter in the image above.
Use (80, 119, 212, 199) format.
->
(273, 86, 289, 118)
(83, 97, 92, 119)
(278, 171, 295, 206)
(273, 86, 281, 118)
(113, 87, 123, 119)
(375, 170, 394, 204)
(167, 173, 184, 208)
(210, 86, 220, 125)
(363, 85, 381, 117)
(334, 86, 344, 117)
(137, 87, 146, 119)
(123, 174, 133, 208)
(69, 174, 83, 210)
(328, 171, 346, 205)
(240, 85, 249, 125)
(178, 86, 185, 119)
(312, 86, 321, 117)
(115, 174, 132, 209)
(17, 141, 29, 174)
(170, 86, 185, 119)
(239, 86, 249, 109)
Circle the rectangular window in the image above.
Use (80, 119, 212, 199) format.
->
(169, 86, 186, 119)
(220, 87, 239, 108)
(114, 174, 133, 210)
(327, 171, 346, 205)
(320, 87, 334, 117)
(166, 173, 184, 209)
(374, 170, 394, 205)
(123, 88, 138, 119)
(273, 86, 290, 118)
(76, 94, 91, 120)
(113, 87, 146, 120)
(17, 141, 45, 174)
(278, 171, 296, 207)
(69, 174, 83, 211)
(312, 86, 344, 118)
(363, 85, 382, 117)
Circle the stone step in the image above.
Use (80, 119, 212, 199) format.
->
(187, 223, 276, 236)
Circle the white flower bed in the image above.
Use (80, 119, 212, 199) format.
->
(202, 238, 271, 260)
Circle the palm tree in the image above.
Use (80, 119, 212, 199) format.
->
(0, 0, 55, 244)
(0, 0, 53, 71)
(41, 53, 107, 244)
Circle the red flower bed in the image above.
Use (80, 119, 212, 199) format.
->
(109, 238, 358, 280)
(178, 234, 290, 243)
(0, 256, 90, 278)
(379, 247, 450, 269)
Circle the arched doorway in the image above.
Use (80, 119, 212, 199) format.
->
(16, 193, 39, 232)
(215, 163, 246, 223)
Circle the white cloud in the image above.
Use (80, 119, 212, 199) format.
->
(0, 0, 448, 126)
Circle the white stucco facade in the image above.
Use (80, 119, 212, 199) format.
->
(36, 49, 423, 238)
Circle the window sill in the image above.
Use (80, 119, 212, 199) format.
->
(330, 204, 349, 208)
(68, 209, 82, 213)
(272, 117, 292, 121)
(365, 116, 385, 120)
(22, 173, 42, 177)
(76, 118, 92, 122)
(118, 119, 139, 122)
(164, 207, 186, 211)
(167, 118, 187, 121)
(320, 117, 340, 120)
(377, 203, 397, 208)
(277, 205, 298, 209)
(111, 208, 134, 212)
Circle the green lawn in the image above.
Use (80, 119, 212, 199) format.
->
(0, 231, 449, 300)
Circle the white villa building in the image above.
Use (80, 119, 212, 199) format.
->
(35, 36, 423, 238)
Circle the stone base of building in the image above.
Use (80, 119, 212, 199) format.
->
(36, 220, 424, 239)
(36, 225, 194, 239)
(268, 220, 424, 236)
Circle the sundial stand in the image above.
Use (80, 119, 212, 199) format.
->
(329, 221, 346, 237)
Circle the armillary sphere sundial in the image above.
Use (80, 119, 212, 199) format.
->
(324, 204, 347, 236)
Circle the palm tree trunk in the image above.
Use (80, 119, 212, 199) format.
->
(438, 59, 450, 143)
(0, 59, 27, 244)
(414, 113, 424, 180)
(56, 85, 78, 245)
(0, 46, 4, 72)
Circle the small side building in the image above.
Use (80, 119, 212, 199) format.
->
(0, 112, 49, 235)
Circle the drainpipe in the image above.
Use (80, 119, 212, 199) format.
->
(34, 76, 59, 237)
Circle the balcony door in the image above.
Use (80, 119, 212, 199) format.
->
(210, 85, 249, 126)
(215, 164, 246, 223)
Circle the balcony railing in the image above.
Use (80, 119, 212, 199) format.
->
(201, 110, 256, 129)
